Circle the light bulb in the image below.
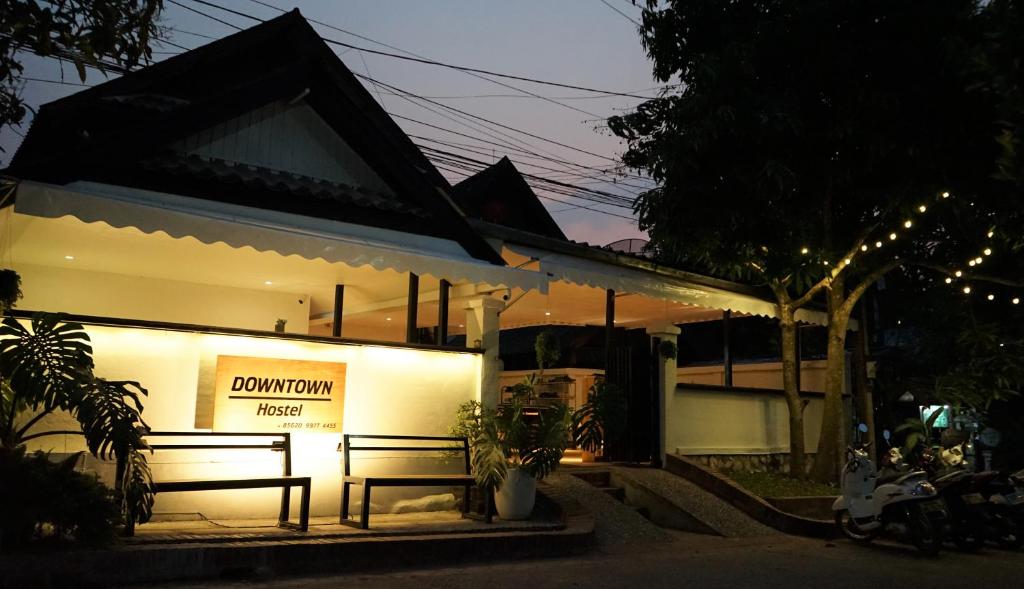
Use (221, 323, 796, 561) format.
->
(987, 231, 994, 238)
(904, 220, 913, 229)
(963, 286, 971, 294)
(955, 270, 963, 277)
(844, 258, 851, 266)
(942, 191, 950, 198)
(875, 241, 883, 248)
(945, 277, 952, 284)
(969, 260, 977, 267)
(987, 294, 995, 301)
(1013, 298, 1020, 305)
(889, 233, 897, 240)
(984, 248, 992, 256)
(823, 260, 830, 266)
(918, 205, 927, 213)
(975, 257, 983, 264)
(861, 245, 868, 252)
(801, 247, 809, 254)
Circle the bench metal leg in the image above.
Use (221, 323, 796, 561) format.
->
(341, 481, 351, 522)
(279, 485, 292, 524)
(360, 483, 372, 530)
(299, 481, 311, 532)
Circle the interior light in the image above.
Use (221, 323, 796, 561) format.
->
(64, 255, 75, 260)
(544, 311, 551, 316)
(386, 317, 392, 321)
(264, 280, 273, 285)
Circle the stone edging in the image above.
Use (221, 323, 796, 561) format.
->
(0, 488, 595, 588)
(664, 454, 837, 539)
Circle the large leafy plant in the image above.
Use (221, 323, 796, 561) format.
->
(572, 380, 627, 457)
(0, 313, 154, 530)
(470, 400, 571, 491)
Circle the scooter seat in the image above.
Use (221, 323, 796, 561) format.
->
(893, 471, 927, 485)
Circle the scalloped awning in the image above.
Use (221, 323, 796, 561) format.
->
(506, 243, 827, 326)
(13, 181, 547, 293)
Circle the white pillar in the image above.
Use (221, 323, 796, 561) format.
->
(465, 296, 505, 408)
(646, 323, 680, 466)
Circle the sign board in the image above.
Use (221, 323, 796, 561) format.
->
(212, 355, 346, 432)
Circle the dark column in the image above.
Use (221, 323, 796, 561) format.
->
(605, 288, 615, 379)
(406, 273, 419, 343)
(332, 284, 345, 338)
(722, 310, 733, 387)
(437, 279, 450, 344)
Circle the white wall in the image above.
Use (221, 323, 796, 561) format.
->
(22, 323, 482, 519)
(16, 263, 310, 333)
(665, 385, 824, 456)
(677, 360, 828, 392)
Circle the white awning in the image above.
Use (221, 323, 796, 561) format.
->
(507, 243, 826, 325)
(13, 181, 547, 292)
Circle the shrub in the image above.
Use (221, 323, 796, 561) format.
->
(0, 447, 120, 550)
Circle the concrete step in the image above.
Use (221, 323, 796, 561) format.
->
(597, 486, 625, 501)
(569, 469, 611, 487)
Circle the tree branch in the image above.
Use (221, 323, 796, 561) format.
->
(843, 259, 904, 316)
(916, 263, 1024, 288)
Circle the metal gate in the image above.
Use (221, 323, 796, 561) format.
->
(607, 328, 659, 463)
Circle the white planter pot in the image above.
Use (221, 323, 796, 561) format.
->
(494, 468, 536, 520)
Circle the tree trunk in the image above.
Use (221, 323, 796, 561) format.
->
(778, 304, 806, 477)
(853, 306, 876, 463)
(811, 276, 852, 483)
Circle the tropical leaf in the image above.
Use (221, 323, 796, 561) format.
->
(121, 447, 155, 525)
(75, 378, 148, 461)
(0, 314, 92, 413)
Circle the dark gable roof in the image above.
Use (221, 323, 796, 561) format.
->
(5, 10, 504, 265)
(452, 157, 567, 241)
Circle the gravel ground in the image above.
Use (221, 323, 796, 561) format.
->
(544, 471, 676, 546)
(608, 466, 781, 538)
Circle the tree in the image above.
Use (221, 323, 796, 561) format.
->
(0, 0, 164, 140)
(610, 0, 1022, 481)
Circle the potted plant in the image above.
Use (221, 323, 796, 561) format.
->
(470, 399, 571, 520)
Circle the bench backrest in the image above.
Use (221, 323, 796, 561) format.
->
(143, 432, 294, 477)
(342, 434, 470, 477)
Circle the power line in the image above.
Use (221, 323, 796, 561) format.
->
(189, 0, 657, 99)
(600, 0, 642, 27)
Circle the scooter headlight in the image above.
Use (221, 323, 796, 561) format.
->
(912, 481, 936, 496)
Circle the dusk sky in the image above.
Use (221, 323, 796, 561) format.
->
(0, 0, 665, 245)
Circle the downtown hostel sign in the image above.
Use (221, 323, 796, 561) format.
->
(212, 355, 346, 432)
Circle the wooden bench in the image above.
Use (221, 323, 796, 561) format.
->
(340, 434, 476, 529)
(137, 432, 311, 534)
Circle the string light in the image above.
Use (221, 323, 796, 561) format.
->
(987, 294, 995, 301)
(875, 241, 883, 248)
(984, 248, 992, 256)
(801, 247, 809, 254)
(861, 245, 868, 252)
(918, 205, 927, 213)
(963, 286, 971, 294)
(987, 231, 994, 238)
(1014, 298, 1021, 305)
(969, 260, 977, 267)
(889, 232, 897, 240)
(942, 192, 950, 198)
(955, 270, 963, 277)
(904, 220, 913, 229)
(945, 277, 953, 284)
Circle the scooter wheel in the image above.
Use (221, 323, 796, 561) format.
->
(908, 505, 942, 556)
(992, 512, 1023, 549)
(835, 510, 877, 543)
(950, 520, 984, 552)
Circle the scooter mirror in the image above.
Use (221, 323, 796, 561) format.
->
(858, 423, 868, 433)
(883, 429, 891, 441)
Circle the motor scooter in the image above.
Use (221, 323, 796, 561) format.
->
(832, 432, 946, 555)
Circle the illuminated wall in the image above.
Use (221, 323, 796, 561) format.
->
(23, 322, 482, 519)
(677, 360, 828, 393)
(666, 385, 824, 456)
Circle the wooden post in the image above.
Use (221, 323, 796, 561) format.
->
(437, 279, 450, 344)
(605, 288, 615, 380)
(722, 310, 733, 387)
(406, 273, 419, 343)
(332, 284, 344, 338)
